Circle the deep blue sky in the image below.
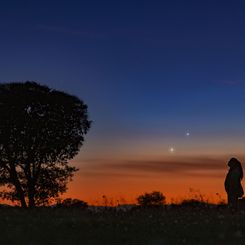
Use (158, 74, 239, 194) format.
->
(1, 0, 245, 158)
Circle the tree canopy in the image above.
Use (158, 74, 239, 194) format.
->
(0, 82, 91, 207)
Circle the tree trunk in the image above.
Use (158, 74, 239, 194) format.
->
(19, 192, 27, 208)
(9, 165, 27, 208)
(28, 181, 35, 208)
(28, 194, 35, 207)
(26, 162, 36, 208)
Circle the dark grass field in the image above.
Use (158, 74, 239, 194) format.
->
(1, 206, 245, 245)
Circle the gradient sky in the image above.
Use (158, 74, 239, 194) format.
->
(1, 0, 245, 204)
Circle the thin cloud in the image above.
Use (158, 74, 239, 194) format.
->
(37, 25, 107, 40)
(78, 156, 232, 178)
(215, 80, 243, 86)
(37, 25, 176, 45)
(79, 171, 151, 179)
(110, 158, 224, 172)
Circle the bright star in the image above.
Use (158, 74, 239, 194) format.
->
(169, 147, 175, 153)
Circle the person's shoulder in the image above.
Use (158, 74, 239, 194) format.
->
(231, 168, 240, 177)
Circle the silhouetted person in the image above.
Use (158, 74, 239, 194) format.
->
(225, 158, 244, 212)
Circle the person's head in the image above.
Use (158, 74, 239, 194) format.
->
(228, 157, 243, 179)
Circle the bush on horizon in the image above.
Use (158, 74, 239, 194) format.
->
(56, 198, 88, 208)
(137, 191, 166, 207)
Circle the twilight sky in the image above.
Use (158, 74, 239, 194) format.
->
(1, 0, 245, 203)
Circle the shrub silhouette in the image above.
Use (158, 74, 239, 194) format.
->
(137, 191, 166, 207)
(0, 82, 91, 208)
(57, 198, 88, 208)
(180, 199, 209, 207)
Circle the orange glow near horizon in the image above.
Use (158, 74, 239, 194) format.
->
(63, 174, 228, 205)
(2, 148, 244, 206)
(62, 133, 245, 205)
(61, 152, 243, 205)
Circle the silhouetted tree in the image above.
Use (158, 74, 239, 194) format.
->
(137, 191, 166, 207)
(0, 82, 91, 207)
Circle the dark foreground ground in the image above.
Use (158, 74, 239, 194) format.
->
(1, 205, 245, 245)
